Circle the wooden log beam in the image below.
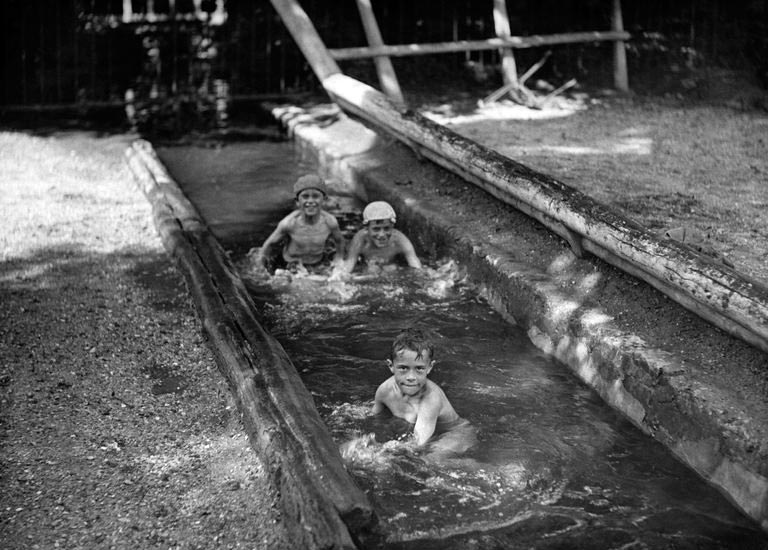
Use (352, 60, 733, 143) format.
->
(329, 31, 631, 60)
(492, 0, 519, 88)
(122, 0, 132, 23)
(125, 141, 380, 549)
(319, 73, 768, 354)
(480, 51, 551, 105)
(355, 0, 406, 108)
(268, 0, 341, 81)
(611, 0, 629, 92)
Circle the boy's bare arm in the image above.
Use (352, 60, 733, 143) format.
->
(258, 218, 290, 262)
(397, 233, 423, 269)
(329, 217, 345, 263)
(371, 399, 385, 415)
(371, 382, 389, 415)
(412, 392, 441, 446)
(340, 230, 365, 273)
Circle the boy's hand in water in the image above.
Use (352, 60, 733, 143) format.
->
(247, 247, 268, 269)
(246, 247, 270, 275)
(328, 266, 349, 282)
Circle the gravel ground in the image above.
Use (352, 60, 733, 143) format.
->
(0, 132, 290, 549)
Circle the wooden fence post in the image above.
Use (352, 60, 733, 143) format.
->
(122, 0, 132, 23)
(492, 0, 519, 87)
(355, 0, 406, 108)
(611, 0, 629, 92)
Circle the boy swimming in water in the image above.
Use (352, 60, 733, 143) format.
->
(336, 201, 421, 275)
(372, 327, 475, 456)
(256, 174, 345, 272)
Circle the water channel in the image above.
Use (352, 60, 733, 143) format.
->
(158, 141, 768, 548)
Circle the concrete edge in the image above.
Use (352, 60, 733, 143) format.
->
(275, 106, 768, 532)
(124, 141, 381, 550)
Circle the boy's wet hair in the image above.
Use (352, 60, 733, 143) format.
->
(391, 327, 436, 362)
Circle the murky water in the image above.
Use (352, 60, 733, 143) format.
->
(239, 261, 766, 548)
(158, 142, 768, 549)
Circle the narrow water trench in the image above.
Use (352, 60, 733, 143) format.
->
(242, 262, 764, 548)
(157, 141, 768, 548)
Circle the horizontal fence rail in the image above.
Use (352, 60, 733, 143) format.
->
(329, 30, 631, 60)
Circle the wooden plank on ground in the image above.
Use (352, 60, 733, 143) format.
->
(125, 141, 380, 550)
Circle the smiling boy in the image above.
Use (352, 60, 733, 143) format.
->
(337, 201, 421, 275)
(372, 327, 473, 453)
(256, 174, 344, 271)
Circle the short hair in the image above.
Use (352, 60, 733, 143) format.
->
(391, 327, 436, 362)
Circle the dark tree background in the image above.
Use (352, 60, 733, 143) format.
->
(1, 0, 766, 107)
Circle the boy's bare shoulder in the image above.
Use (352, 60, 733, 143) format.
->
(320, 210, 340, 226)
(353, 227, 369, 240)
(375, 376, 396, 396)
(425, 380, 448, 402)
(392, 229, 413, 245)
(280, 210, 302, 227)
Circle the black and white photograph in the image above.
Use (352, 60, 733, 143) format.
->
(2, 1, 768, 548)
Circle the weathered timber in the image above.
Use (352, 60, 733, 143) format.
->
(480, 51, 551, 106)
(318, 73, 768, 354)
(611, 0, 629, 92)
(355, 0, 405, 108)
(518, 51, 552, 86)
(190, 230, 377, 534)
(125, 141, 379, 549)
(492, 0, 519, 88)
(328, 31, 631, 60)
(540, 77, 578, 106)
(268, 0, 341, 81)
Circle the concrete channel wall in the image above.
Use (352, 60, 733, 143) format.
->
(274, 104, 768, 533)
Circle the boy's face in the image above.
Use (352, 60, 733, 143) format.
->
(387, 348, 433, 397)
(366, 219, 394, 248)
(296, 188, 325, 216)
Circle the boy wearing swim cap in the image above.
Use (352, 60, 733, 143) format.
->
(336, 200, 421, 275)
(256, 174, 344, 271)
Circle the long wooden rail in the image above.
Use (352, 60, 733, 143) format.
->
(328, 1, 629, 100)
(126, 140, 379, 549)
(328, 31, 631, 60)
(270, 0, 768, 355)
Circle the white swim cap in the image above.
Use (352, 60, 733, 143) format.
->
(362, 201, 396, 224)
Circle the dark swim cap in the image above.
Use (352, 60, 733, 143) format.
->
(293, 174, 328, 197)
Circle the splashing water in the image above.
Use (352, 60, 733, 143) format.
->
(238, 255, 767, 546)
(163, 139, 768, 547)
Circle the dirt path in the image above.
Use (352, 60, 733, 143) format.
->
(0, 132, 290, 549)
